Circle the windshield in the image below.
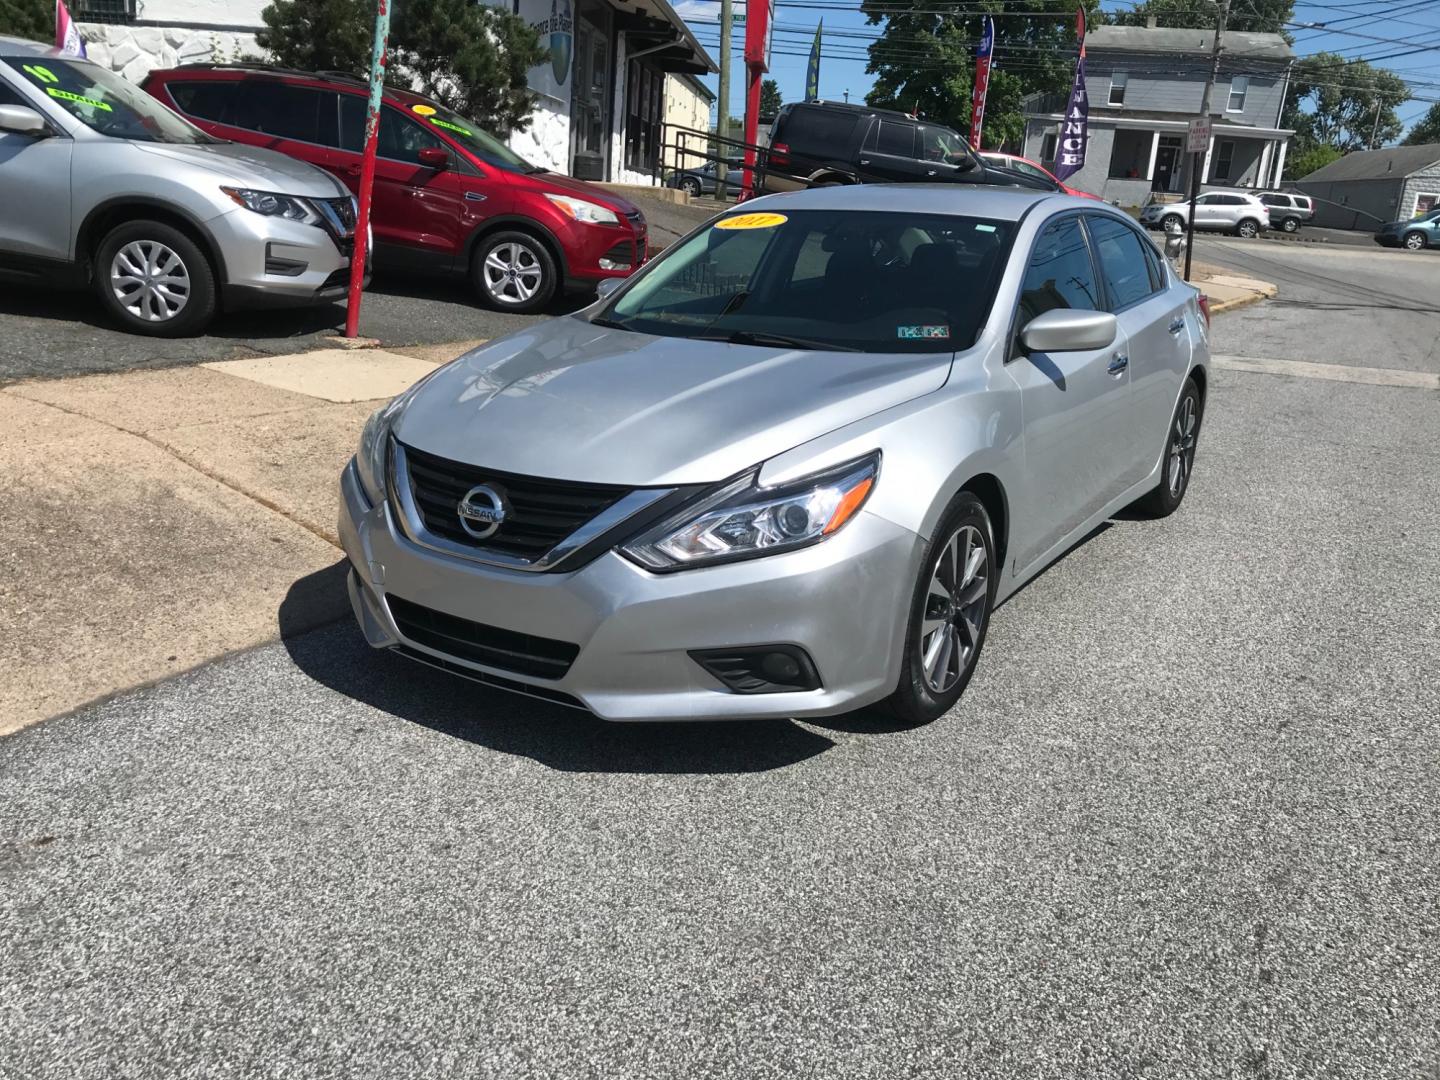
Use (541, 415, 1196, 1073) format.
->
(399, 98, 536, 173)
(600, 209, 1012, 353)
(7, 58, 213, 144)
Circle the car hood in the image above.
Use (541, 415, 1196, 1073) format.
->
(512, 169, 641, 218)
(132, 142, 348, 198)
(392, 317, 953, 486)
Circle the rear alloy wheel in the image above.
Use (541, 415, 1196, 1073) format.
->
(1403, 231, 1428, 251)
(1280, 217, 1299, 233)
(1132, 377, 1202, 519)
(680, 177, 702, 197)
(472, 231, 558, 313)
(879, 493, 995, 726)
(1162, 214, 1185, 233)
(93, 220, 216, 337)
(1236, 218, 1260, 239)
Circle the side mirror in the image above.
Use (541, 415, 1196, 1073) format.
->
(594, 277, 623, 301)
(1021, 309, 1118, 353)
(0, 104, 47, 137)
(417, 146, 451, 169)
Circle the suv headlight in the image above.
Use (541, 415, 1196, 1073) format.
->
(621, 453, 879, 572)
(221, 187, 321, 225)
(544, 193, 620, 226)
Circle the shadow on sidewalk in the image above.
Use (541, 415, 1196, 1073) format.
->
(277, 560, 836, 775)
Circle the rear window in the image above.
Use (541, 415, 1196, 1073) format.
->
(232, 81, 338, 146)
(600, 209, 1012, 353)
(164, 80, 238, 124)
(775, 106, 859, 159)
(1260, 194, 1291, 208)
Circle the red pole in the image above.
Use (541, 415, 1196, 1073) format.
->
(344, 0, 391, 338)
(741, 67, 761, 201)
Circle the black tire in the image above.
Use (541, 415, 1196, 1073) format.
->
(1161, 213, 1185, 233)
(1131, 377, 1203, 519)
(470, 230, 559, 313)
(92, 219, 216, 337)
(1403, 231, 1428, 252)
(680, 177, 701, 197)
(1236, 218, 1261, 239)
(878, 492, 996, 727)
(1280, 216, 1299, 233)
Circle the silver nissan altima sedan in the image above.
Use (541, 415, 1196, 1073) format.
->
(339, 185, 1209, 724)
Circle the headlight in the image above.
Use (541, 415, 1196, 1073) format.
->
(621, 453, 879, 572)
(355, 406, 391, 505)
(221, 187, 320, 225)
(544, 193, 620, 226)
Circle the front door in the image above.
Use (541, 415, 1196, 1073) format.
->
(569, 3, 611, 181)
(1007, 215, 1134, 568)
(0, 75, 72, 262)
(1152, 137, 1183, 193)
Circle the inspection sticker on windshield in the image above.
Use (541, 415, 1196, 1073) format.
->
(411, 104, 437, 116)
(898, 325, 950, 341)
(714, 212, 788, 230)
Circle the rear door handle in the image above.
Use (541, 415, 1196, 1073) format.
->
(1168, 316, 1186, 335)
(1107, 354, 1129, 376)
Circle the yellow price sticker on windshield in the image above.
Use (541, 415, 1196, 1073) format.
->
(411, 104, 436, 116)
(714, 212, 787, 230)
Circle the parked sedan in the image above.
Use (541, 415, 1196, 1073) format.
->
(667, 158, 743, 197)
(1375, 209, 1440, 251)
(341, 187, 1209, 724)
(1140, 191, 1271, 238)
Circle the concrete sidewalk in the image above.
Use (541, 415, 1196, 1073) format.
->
(0, 262, 1277, 737)
(1191, 260, 1276, 314)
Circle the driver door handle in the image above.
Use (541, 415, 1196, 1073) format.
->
(1108, 354, 1129, 376)
(1168, 316, 1186, 335)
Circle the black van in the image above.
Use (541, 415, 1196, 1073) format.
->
(760, 101, 1055, 195)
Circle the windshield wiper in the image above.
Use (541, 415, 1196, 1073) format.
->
(588, 315, 630, 331)
(696, 329, 861, 352)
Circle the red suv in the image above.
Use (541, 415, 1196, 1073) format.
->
(142, 65, 648, 312)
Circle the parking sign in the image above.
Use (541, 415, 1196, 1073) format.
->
(1187, 117, 1212, 154)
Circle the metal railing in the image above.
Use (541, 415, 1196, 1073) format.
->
(654, 123, 773, 201)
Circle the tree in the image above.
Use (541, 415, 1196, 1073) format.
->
(1284, 142, 1341, 181)
(760, 79, 782, 117)
(1402, 102, 1440, 147)
(0, 0, 50, 43)
(1116, 0, 1293, 36)
(1282, 52, 1410, 155)
(256, 0, 546, 135)
(862, 0, 1104, 153)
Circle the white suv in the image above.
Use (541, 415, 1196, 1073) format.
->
(1140, 192, 1270, 238)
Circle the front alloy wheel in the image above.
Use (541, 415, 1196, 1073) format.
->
(111, 239, 191, 323)
(1162, 214, 1185, 233)
(1281, 217, 1299, 233)
(472, 230, 558, 313)
(1237, 219, 1260, 238)
(92, 219, 216, 337)
(1404, 231, 1427, 251)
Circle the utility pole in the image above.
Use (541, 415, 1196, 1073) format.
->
(1184, 0, 1232, 281)
(716, 0, 732, 200)
(1370, 99, 1382, 149)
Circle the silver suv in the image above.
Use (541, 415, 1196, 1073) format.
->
(1140, 191, 1271, 238)
(1256, 190, 1314, 233)
(0, 37, 357, 336)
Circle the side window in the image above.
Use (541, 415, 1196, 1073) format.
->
(166, 80, 239, 125)
(232, 82, 338, 146)
(1194, 194, 1217, 205)
(1088, 215, 1159, 310)
(375, 105, 446, 164)
(0, 78, 28, 108)
(918, 125, 965, 163)
(875, 120, 914, 156)
(780, 108, 857, 159)
(1019, 217, 1100, 325)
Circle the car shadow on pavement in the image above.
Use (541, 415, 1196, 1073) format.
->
(278, 561, 836, 775)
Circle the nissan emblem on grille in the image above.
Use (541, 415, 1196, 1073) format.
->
(457, 484, 508, 539)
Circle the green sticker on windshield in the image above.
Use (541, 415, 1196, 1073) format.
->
(428, 117, 472, 137)
(23, 64, 58, 84)
(898, 325, 950, 341)
(46, 87, 112, 112)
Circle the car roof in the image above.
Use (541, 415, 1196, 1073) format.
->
(0, 35, 67, 58)
(151, 62, 441, 108)
(742, 183, 1089, 223)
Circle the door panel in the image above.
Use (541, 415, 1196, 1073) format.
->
(1009, 216, 1135, 567)
(0, 78, 71, 259)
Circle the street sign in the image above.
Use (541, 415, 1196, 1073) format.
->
(1187, 117, 1211, 154)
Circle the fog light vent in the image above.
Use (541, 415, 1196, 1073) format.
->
(690, 645, 822, 694)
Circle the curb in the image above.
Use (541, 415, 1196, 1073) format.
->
(1207, 287, 1277, 315)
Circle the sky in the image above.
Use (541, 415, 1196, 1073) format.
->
(675, 0, 1440, 138)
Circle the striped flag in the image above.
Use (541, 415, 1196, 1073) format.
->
(55, 0, 86, 58)
(1054, 7, 1089, 182)
(805, 20, 822, 101)
(969, 16, 994, 150)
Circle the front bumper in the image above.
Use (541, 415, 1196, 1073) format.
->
(210, 205, 353, 307)
(338, 460, 922, 722)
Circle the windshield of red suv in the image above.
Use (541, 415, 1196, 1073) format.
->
(598, 209, 1012, 353)
(9, 58, 213, 144)
(398, 98, 538, 173)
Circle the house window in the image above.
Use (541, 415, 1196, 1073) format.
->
(1227, 76, 1248, 112)
(1040, 132, 1058, 163)
(74, 0, 135, 21)
(1416, 193, 1439, 216)
(1213, 139, 1235, 181)
(1108, 72, 1128, 107)
(625, 62, 665, 175)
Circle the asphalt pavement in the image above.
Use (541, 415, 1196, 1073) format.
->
(3, 244, 1438, 1078)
